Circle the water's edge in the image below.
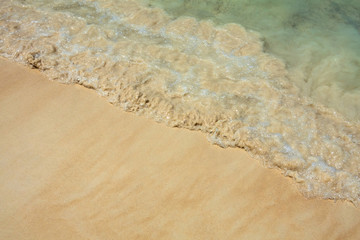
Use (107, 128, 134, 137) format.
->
(1, 0, 360, 206)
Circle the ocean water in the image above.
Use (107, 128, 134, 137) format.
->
(0, 0, 360, 205)
(141, 0, 360, 121)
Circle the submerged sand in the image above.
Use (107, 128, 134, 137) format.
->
(1, 57, 360, 239)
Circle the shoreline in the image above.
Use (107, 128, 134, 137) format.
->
(2, 0, 360, 204)
(1, 57, 360, 239)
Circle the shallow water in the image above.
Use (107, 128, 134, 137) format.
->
(1, 0, 360, 205)
(141, 0, 360, 121)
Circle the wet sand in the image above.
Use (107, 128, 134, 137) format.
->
(1, 57, 360, 239)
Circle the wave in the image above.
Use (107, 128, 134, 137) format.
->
(1, 0, 360, 205)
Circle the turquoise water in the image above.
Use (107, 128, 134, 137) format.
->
(141, 0, 360, 120)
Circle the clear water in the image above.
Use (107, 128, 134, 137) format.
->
(140, 0, 360, 121)
(1, 0, 360, 205)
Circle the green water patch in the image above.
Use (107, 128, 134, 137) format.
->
(140, 0, 360, 121)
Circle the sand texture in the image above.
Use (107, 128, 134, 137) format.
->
(1, 58, 360, 239)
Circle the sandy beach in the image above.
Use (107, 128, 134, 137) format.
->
(1, 57, 360, 239)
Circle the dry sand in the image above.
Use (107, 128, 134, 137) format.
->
(0, 57, 360, 239)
